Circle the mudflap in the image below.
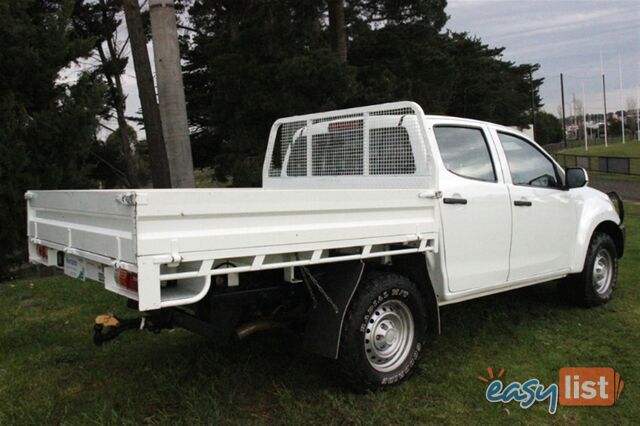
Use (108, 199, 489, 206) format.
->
(302, 260, 365, 359)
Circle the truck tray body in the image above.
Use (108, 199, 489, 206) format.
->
(27, 99, 439, 311)
(27, 188, 438, 309)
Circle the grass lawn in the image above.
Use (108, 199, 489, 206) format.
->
(558, 139, 640, 157)
(193, 168, 232, 188)
(1, 207, 638, 424)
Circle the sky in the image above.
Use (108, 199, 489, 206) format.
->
(446, 0, 640, 117)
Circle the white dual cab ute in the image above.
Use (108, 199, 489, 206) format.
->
(27, 102, 625, 389)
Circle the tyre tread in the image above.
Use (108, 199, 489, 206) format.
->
(559, 232, 618, 307)
(337, 270, 427, 391)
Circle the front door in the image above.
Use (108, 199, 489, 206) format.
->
(494, 131, 575, 282)
(432, 125, 512, 293)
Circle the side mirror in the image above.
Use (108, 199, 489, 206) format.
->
(566, 167, 589, 189)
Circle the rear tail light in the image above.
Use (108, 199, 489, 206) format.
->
(36, 244, 48, 261)
(116, 269, 138, 292)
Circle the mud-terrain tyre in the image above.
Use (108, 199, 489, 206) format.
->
(337, 271, 428, 391)
(559, 232, 618, 307)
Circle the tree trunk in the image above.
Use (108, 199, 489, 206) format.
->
(149, 0, 195, 188)
(327, 0, 347, 64)
(97, 43, 140, 188)
(122, 0, 172, 188)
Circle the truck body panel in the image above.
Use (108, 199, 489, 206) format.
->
(27, 190, 137, 263)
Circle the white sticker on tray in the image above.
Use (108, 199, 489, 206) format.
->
(64, 255, 86, 281)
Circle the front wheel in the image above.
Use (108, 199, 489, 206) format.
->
(559, 232, 618, 307)
(337, 271, 428, 391)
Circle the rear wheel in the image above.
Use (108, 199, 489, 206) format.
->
(337, 271, 428, 391)
(559, 232, 618, 307)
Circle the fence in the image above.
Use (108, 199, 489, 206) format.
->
(554, 153, 640, 176)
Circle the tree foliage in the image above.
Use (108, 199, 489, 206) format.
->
(72, 0, 141, 187)
(534, 111, 563, 145)
(184, 0, 543, 186)
(0, 0, 106, 279)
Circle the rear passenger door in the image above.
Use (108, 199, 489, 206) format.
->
(432, 125, 512, 293)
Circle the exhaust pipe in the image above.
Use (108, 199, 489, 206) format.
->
(235, 319, 282, 340)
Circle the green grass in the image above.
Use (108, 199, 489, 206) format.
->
(194, 168, 232, 188)
(1, 207, 639, 424)
(559, 139, 640, 157)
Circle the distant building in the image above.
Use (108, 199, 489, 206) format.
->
(565, 122, 603, 140)
(586, 122, 604, 139)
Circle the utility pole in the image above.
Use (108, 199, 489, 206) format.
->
(618, 53, 625, 144)
(602, 74, 609, 146)
(560, 73, 567, 148)
(637, 84, 640, 141)
(529, 68, 536, 133)
(572, 93, 576, 127)
(149, 0, 195, 187)
(582, 81, 588, 151)
(122, 0, 172, 188)
(600, 52, 608, 147)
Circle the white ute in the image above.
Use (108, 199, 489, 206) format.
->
(27, 101, 625, 389)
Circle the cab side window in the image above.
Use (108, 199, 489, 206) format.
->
(433, 126, 496, 182)
(498, 132, 560, 188)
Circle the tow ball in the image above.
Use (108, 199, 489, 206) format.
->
(93, 313, 170, 346)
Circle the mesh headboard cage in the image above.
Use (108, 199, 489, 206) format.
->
(263, 102, 433, 189)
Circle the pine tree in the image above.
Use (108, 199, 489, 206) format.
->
(183, 0, 542, 186)
(0, 0, 107, 279)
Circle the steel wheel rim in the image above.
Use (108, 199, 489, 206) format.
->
(593, 249, 613, 294)
(364, 300, 415, 373)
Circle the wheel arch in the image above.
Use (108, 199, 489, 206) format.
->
(571, 189, 623, 273)
(573, 219, 624, 273)
(385, 253, 440, 337)
(594, 220, 624, 259)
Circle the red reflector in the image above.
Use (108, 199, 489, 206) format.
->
(116, 269, 138, 292)
(36, 244, 48, 261)
(328, 120, 363, 132)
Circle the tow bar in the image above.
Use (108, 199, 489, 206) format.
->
(92, 308, 236, 345)
(93, 313, 171, 346)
